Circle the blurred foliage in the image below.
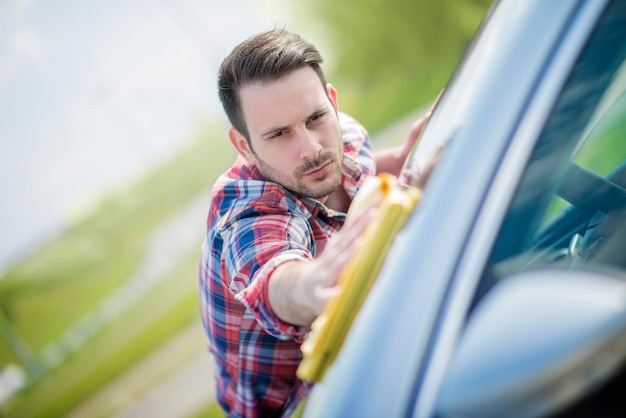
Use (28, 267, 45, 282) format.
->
(0, 117, 232, 361)
(306, 0, 493, 132)
(188, 401, 225, 418)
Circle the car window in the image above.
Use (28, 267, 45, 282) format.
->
(473, 0, 626, 307)
(574, 64, 626, 175)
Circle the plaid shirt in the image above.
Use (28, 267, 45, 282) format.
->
(199, 112, 375, 417)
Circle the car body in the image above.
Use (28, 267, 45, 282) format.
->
(300, 0, 626, 416)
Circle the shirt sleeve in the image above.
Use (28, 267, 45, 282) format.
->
(338, 112, 376, 198)
(219, 212, 314, 341)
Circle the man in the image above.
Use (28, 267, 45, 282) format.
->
(199, 29, 431, 417)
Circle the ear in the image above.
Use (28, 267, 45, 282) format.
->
(229, 127, 256, 164)
(326, 83, 339, 112)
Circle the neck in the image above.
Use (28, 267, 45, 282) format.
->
(323, 186, 351, 213)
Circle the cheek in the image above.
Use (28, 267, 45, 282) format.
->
(314, 125, 338, 150)
(328, 129, 344, 154)
(330, 123, 344, 149)
(261, 148, 299, 174)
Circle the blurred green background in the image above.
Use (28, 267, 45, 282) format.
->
(0, 0, 492, 416)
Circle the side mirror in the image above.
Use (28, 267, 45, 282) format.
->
(436, 269, 626, 418)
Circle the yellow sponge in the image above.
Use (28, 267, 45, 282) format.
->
(297, 173, 421, 382)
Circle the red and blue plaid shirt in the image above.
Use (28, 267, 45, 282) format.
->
(199, 112, 375, 417)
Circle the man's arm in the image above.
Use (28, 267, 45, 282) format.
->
(268, 205, 378, 326)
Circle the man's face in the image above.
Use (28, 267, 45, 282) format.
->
(232, 67, 344, 201)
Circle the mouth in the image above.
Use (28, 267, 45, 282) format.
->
(304, 160, 332, 179)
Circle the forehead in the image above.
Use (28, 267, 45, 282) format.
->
(239, 67, 329, 135)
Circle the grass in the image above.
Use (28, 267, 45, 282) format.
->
(2, 222, 213, 417)
(187, 401, 225, 418)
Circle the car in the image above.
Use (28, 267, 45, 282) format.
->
(297, 0, 626, 416)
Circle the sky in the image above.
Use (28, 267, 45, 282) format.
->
(0, 0, 305, 272)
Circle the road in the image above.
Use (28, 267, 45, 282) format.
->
(68, 321, 216, 418)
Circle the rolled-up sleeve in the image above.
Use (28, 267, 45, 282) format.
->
(219, 212, 314, 341)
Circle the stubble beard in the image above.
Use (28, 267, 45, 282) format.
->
(255, 150, 343, 199)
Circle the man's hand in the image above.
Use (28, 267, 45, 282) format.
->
(268, 204, 379, 326)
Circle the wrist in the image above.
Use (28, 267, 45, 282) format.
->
(293, 262, 318, 323)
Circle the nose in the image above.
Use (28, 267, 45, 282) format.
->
(298, 129, 323, 160)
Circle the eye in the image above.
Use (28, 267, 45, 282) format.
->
(308, 112, 326, 125)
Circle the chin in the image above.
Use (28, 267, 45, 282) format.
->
(306, 178, 342, 199)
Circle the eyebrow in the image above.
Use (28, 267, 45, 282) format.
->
(261, 124, 291, 138)
(260, 108, 328, 138)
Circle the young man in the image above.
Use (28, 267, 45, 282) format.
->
(199, 29, 430, 417)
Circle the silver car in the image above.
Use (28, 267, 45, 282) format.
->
(301, 0, 626, 416)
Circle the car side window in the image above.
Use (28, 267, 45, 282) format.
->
(474, 0, 626, 307)
(574, 63, 626, 176)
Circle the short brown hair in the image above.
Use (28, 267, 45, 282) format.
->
(218, 29, 327, 140)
